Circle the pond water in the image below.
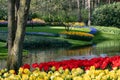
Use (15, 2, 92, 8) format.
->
(0, 40, 120, 69)
(23, 40, 120, 65)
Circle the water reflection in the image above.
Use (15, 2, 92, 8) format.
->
(0, 59, 7, 69)
(23, 40, 120, 65)
(1, 40, 120, 69)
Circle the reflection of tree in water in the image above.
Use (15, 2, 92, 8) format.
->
(63, 46, 93, 56)
(95, 40, 120, 55)
(0, 60, 6, 69)
(22, 40, 120, 65)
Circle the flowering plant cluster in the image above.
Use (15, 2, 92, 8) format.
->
(25, 56, 120, 71)
(73, 22, 85, 27)
(60, 31, 94, 41)
(31, 18, 45, 24)
(0, 18, 46, 27)
(27, 18, 46, 26)
(1, 56, 120, 80)
(0, 20, 8, 27)
(60, 31, 94, 38)
(63, 22, 85, 28)
(0, 20, 5, 22)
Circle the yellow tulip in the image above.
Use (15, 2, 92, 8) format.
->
(51, 66, 56, 72)
(9, 70, 15, 74)
(54, 76, 63, 80)
(29, 74, 36, 80)
(53, 71, 60, 76)
(3, 72, 9, 77)
(18, 67, 24, 73)
(58, 67, 64, 74)
(64, 69, 70, 74)
(8, 74, 15, 79)
(44, 76, 49, 80)
(73, 76, 82, 80)
(22, 74, 29, 80)
(23, 68, 30, 74)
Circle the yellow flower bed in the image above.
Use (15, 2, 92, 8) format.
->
(60, 31, 94, 41)
(73, 22, 85, 27)
(0, 20, 5, 22)
(60, 31, 94, 37)
(0, 66, 120, 80)
(32, 18, 45, 23)
(63, 22, 85, 27)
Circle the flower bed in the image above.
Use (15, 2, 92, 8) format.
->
(1, 56, 120, 80)
(60, 31, 94, 41)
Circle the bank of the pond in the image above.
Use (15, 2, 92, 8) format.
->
(0, 42, 28, 59)
(92, 26, 120, 43)
(0, 42, 7, 59)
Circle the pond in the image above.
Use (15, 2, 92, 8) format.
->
(23, 40, 120, 65)
(0, 40, 120, 69)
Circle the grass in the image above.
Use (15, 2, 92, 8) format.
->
(92, 26, 120, 43)
(0, 26, 90, 33)
(0, 42, 28, 59)
(46, 36, 92, 47)
(0, 42, 8, 59)
(55, 37, 92, 47)
(0, 42, 7, 54)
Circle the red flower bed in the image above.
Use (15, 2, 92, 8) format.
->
(22, 55, 120, 71)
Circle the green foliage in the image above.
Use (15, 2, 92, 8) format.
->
(24, 35, 71, 49)
(81, 9, 88, 24)
(0, 9, 7, 20)
(0, 0, 7, 20)
(92, 2, 120, 27)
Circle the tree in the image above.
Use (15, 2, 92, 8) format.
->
(7, 0, 31, 71)
(88, 0, 91, 26)
(76, 0, 82, 22)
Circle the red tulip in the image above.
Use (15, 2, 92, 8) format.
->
(32, 63, 39, 68)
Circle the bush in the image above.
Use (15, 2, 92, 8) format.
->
(0, 9, 7, 20)
(92, 2, 120, 27)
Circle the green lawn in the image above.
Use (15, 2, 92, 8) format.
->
(0, 42, 7, 54)
(0, 42, 28, 59)
(92, 26, 120, 43)
(0, 26, 90, 33)
(0, 42, 8, 59)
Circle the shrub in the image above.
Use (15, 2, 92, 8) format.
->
(92, 2, 120, 27)
(0, 9, 7, 20)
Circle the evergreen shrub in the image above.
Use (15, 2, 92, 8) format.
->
(92, 2, 120, 27)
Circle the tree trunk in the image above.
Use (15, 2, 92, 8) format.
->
(7, 0, 15, 54)
(88, 0, 91, 26)
(7, 0, 31, 71)
(77, 0, 82, 22)
(97, 0, 100, 6)
(7, 0, 16, 70)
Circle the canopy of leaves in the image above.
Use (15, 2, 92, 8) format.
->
(92, 2, 120, 27)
